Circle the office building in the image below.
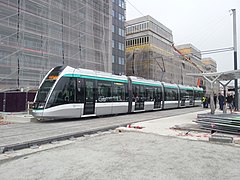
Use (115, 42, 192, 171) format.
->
(112, 0, 126, 75)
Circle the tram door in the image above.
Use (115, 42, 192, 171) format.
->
(83, 80, 95, 115)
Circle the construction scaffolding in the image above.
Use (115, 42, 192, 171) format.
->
(126, 44, 200, 86)
(125, 16, 202, 87)
(0, 0, 112, 91)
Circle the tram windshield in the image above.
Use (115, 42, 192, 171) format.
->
(36, 80, 56, 102)
(34, 66, 64, 109)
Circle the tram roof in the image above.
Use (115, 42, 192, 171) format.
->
(129, 76, 162, 86)
(187, 69, 240, 81)
(63, 66, 128, 82)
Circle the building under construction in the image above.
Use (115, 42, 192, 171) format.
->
(0, 0, 126, 91)
(126, 15, 217, 89)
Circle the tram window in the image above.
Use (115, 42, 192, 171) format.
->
(154, 87, 162, 101)
(112, 82, 126, 102)
(194, 90, 203, 100)
(133, 85, 145, 101)
(97, 81, 112, 102)
(139, 85, 145, 101)
(46, 77, 76, 108)
(180, 89, 188, 100)
(187, 89, 193, 100)
(145, 87, 154, 101)
(180, 89, 193, 100)
(132, 85, 138, 101)
(76, 78, 84, 103)
(164, 88, 178, 101)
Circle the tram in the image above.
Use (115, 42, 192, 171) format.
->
(32, 66, 203, 121)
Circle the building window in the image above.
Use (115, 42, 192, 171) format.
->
(118, 42, 124, 51)
(118, 13, 124, 22)
(118, 28, 124, 36)
(118, 57, 124, 65)
(112, 40, 115, 48)
(118, 43, 121, 50)
(112, 25, 115, 33)
(119, 0, 125, 8)
(112, 55, 115, 63)
(121, 57, 125, 65)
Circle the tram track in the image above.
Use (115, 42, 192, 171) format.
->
(1, 107, 200, 138)
(0, 107, 202, 153)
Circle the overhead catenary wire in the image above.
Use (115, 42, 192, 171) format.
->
(201, 47, 234, 55)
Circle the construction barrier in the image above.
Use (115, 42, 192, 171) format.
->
(0, 91, 36, 112)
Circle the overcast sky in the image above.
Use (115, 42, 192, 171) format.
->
(126, 0, 240, 72)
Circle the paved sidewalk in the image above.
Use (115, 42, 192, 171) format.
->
(0, 112, 35, 123)
(118, 109, 240, 143)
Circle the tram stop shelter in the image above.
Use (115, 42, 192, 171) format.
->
(187, 69, 240, 114)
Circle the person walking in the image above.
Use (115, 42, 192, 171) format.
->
(202, 96, 206, 108)
(218, 93, 224, 110)
(214, 94, 217, 109)
(226, 94, 233, 113)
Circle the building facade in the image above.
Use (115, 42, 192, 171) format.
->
(126, 15, 173, 81)
(112, 0, 125, 75)
(177, 45, 219, 93)
(0, 0, 125, 91)
(125, 16, 202, 87)
(201, 57, 217, 72)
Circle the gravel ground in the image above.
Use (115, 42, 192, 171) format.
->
(0, 131, 240, 180)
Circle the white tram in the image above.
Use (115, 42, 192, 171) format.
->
(32, 66, 203, 121)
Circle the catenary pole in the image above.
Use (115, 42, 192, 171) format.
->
(232, 9, 238, 110)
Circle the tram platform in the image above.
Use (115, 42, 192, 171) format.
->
(117, 109, 240, 144)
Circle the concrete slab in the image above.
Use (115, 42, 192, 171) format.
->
(3, 114, 35, 123)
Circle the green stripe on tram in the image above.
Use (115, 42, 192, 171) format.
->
(63, 74, 128, 83)
(164, 85, 178, 89)
(179, 87, 193, 90)
(195, 89, 203, 92)
(132, 81, 162, 87)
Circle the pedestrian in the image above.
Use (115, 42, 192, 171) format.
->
(214, 94, 217, 108)
(202, 96, 206, 108)
(226, 94, 233, 113)
(206, 96, 209, 108)
(218, 93, 224, 110)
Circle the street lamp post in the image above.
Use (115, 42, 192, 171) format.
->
(232, 9, 238, 110)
